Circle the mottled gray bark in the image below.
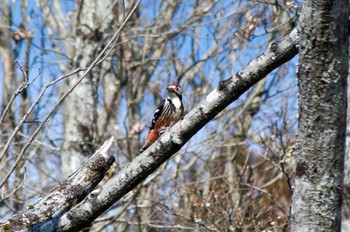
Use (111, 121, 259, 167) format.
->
(342, 24, 350, 232)
(1, 138, 115, 232)
(292, 0, 348, 231)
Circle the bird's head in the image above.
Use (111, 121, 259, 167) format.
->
(167, 84, 182, 99)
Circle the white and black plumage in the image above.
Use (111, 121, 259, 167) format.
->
(140, 84, 184, 153)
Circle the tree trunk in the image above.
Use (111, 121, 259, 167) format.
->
(342, 27, 350, 231)
(292, 0, 348, 231)
(61, 0, 117, 178)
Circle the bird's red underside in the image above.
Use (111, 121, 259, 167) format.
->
(142, 119, 178, 149)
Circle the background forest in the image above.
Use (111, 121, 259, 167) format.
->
(1, 0, 304, 231)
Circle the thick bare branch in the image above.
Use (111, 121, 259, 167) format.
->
(1, 137, 115, 232)
(0, 27, 298, 232)
(58, 28, 298, 232)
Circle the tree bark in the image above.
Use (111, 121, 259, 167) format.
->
(61, 0, 117, 178)
(342, 20, 350, 232)
(292, 0, 348, 231)
(1, 138, 115, 232)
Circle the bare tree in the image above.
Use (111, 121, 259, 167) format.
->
(292, 0, 348, 231)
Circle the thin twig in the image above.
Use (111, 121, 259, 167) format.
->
(0, 167, 26, 204)
(0, 68, 82, 163)
(0, 0, 140, 189)
(0, 61, 40, 127)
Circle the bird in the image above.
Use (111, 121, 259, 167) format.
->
(140, 84, 184, 153)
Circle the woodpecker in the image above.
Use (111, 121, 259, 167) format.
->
(140, 84, 184, 153)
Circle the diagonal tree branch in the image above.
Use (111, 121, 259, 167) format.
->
(56, 28, 298, 232)
(1, 28, 298, 232)
(0, 138, 115, 232)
